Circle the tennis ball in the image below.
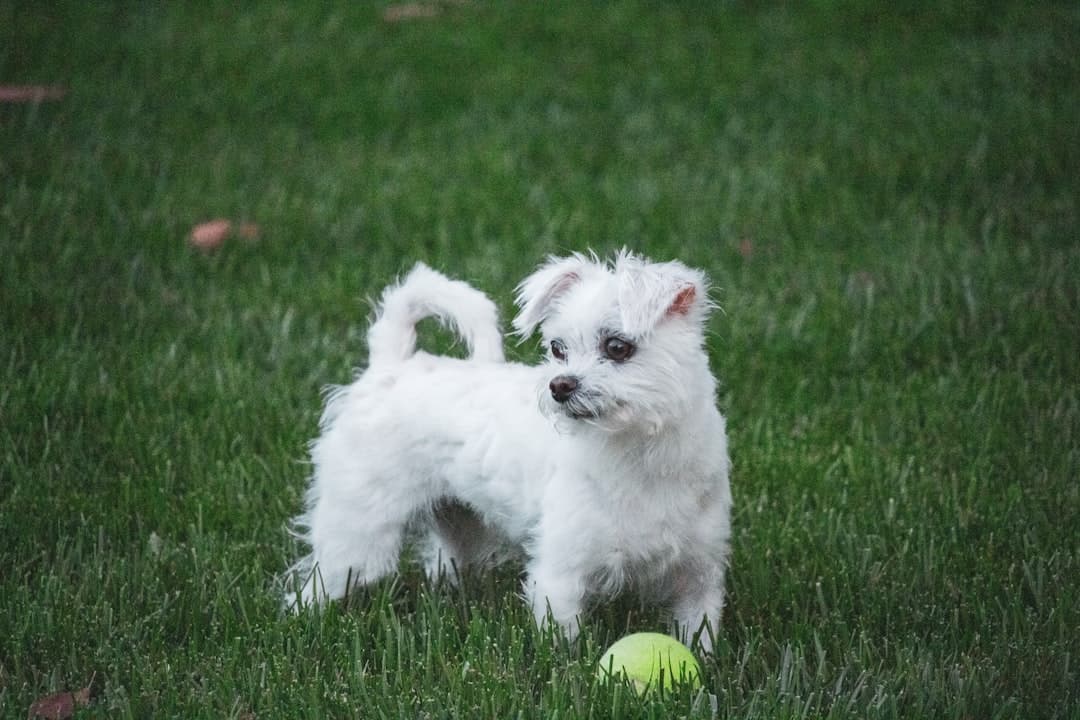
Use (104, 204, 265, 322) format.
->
(597, 632, 702, 695)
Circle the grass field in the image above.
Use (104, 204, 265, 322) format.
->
(3, 1, 1079, 717)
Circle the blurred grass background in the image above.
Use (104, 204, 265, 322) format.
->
(2, 1, 1078, 717)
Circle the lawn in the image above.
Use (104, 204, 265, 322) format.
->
(2, 1, 1078, 718)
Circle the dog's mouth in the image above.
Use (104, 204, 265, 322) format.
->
(558, 393, 605, 420)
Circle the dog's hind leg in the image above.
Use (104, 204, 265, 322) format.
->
(292, 489, 417, 608)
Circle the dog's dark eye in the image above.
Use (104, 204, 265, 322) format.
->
(550, 339, 567, 361)
(602, 337, 635, 363)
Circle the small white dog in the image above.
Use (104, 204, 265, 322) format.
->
(286, 251, 732, 651)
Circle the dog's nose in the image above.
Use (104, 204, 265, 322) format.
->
(549, 375, 579, 403)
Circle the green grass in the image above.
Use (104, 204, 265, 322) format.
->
(2, 1, 1079, 717)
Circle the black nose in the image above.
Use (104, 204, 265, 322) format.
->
(549, 375, 579, 403)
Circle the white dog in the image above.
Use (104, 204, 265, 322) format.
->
(286, 251, 732, 651)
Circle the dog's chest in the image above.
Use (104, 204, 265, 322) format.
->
(588, 481, 702, 578)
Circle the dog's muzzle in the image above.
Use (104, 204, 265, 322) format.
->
(549, 375, 579, 404)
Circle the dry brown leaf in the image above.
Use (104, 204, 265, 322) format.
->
(236, 222, 261, 241)
(738, 238, 754, 260)
(383, 3, 441, 22)
(28, 678, 97, 719)
(0, 85, 67, 103)
(189, 219, 233, 251)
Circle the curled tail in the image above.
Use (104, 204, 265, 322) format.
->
(367, 263, 505, 365)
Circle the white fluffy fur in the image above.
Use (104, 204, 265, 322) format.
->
(286, 251, 732, 651)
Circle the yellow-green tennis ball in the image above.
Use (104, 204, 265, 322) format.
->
(597, 632, 703, 695)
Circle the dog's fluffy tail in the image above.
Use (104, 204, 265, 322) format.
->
(367, 263, 505, 366)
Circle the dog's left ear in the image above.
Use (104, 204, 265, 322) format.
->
(616, 255, 710, 337)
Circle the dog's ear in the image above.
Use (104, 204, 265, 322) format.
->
(512, 254, 593, 338)
(616, 253, 710, 337)
(513, 254, 591, 338)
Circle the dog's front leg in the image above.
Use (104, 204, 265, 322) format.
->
(671, 564, 726, 654)
(523, 550, 589, 643)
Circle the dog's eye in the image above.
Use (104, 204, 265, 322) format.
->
(602, 337, 635, 363)
(550, 340, 567, 361)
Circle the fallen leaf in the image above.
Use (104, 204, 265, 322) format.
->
(738, 238, 754, 260)
(383, 2, 441, 21)
(0, 85, 67, 103)
(28, 677, 98, 719)
(236, 222, 261, 241)
(189, 219, 232, 251)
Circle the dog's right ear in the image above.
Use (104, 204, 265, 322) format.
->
(512, 254, 591, 338)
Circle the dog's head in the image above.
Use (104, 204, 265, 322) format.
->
(513, 251, 715, 434)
